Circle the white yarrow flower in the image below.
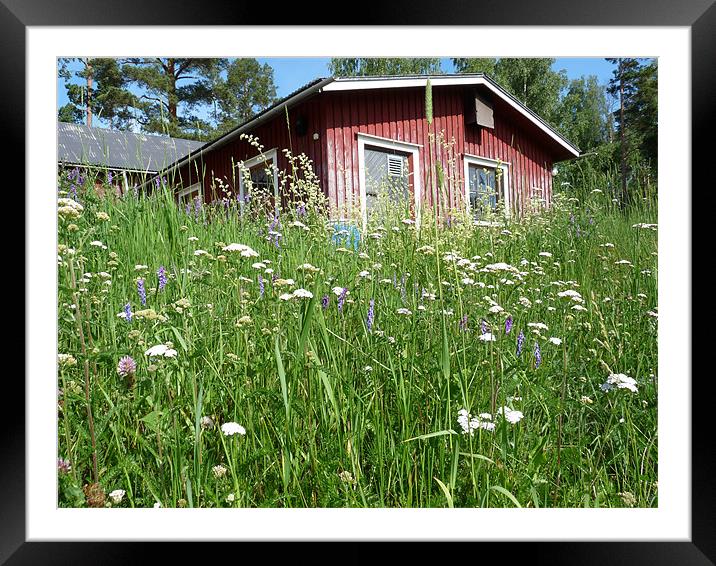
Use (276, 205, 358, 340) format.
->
(145, 344, 178, 358)
(109, 489, 126, 504)
(601, 373, 638, 394)
(292, 288, 313, 299)
(497, 406, 524, 424)
(221, 422, 246, 436)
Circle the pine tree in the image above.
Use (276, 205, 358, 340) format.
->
(58, 58, 135, 128)
(607, 58, 653, 203)
(122, 58, 223, 139)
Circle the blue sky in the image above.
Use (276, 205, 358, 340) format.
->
(255, 57, 616, 98)
(58, 57, 616, 126)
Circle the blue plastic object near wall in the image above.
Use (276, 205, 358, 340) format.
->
(331, 222, 361, 251)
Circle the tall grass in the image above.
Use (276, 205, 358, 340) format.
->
(56, 158, 657, 509)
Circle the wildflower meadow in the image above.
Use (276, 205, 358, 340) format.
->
(57, 152, 657, 509)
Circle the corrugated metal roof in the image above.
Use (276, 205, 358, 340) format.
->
(57, 122, 205, 173)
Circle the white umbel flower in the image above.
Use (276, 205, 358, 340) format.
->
(601, 373, 638, 394)
(109, 489, 126, 504)
(497, 406, 524, 424)
(144, 344, 178, 358)
(221, 422, 246, 436)
(292, 288, 313, 299)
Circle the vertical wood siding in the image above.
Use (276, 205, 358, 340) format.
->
(174, 85, 557, 216)
(322, 87, 555, 216)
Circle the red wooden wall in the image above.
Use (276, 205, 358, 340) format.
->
(175, 84, 560, 216)
(322, 86, 556, 216)
(174, 95, 327, 205)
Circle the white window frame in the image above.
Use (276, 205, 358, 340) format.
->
(178, 182, 202, 201)
(463, 153, 511, 225)
(236, 148, 279, 214)
(357, 133, 422, 231)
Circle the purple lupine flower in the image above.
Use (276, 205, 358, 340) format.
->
(107, 171, 113, 185)
(366, 299, 375, 332)
(392, 273, 397, 288)
(157, 266, 167, 291)
(185, 201, 191, 215)
(117, 355, 137, 378)
(321, 295, 329, 310)
(69, 184, 77, 200)
(481, 319, 488, 335)
(534, 341, 542, 368)
(505, 316, 513, 334)
(338, 287, 348, 314)
(155, 177, 161, 189)
(258, 274, 265, 297)
(459, 314, 468, 331)
(296, 202, 307, 217)
(123, 303, 132, 323)
(57, 457, 71, 474)
(137, 278, 147, 306)
(268, 214, 280, 232)
(516, 330, 525, 356)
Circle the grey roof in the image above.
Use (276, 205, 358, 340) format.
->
(57, 122, 205, 173)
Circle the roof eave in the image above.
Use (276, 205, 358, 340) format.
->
(145, 77, 337, 188)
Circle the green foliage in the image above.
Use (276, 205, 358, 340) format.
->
(56, 152, 657, 509)
(58, 102, 84, 124)
(492, 58, 568, 125)
(329, 58, 442, 77)
(452, 58, 497, 76)
(121, 58, 224, 139)
(58, 58, 136, 129)
(607, 59, 658, 169)
(557, 75, 611, 152)
(212, 59, 278, 135)
(58, 58, 279, 142)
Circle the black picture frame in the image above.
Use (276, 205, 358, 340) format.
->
(12, 0, 709, 563)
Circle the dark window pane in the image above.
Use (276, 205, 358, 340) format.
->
(468, 163, 500, 220)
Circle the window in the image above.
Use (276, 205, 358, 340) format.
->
(357, 133, 422, 230)
(364, 146, 410, 213)
(178, 182, 201, 205)
(463, 155, 510, 223)
(236, 148, 279, 213)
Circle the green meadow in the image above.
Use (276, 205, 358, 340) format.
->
(56, 154, 657, 509)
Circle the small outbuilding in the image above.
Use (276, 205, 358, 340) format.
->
(155, 74, 580, 224)
(58, 122, 204, 195)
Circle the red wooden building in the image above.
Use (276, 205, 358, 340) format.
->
(158, 74, 579, 225)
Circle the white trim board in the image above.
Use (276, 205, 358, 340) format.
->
(325, 76, 579, 158)
(357, 132, 422, 231)
(235, 148, 279, 214)
(178, 182, 202, 199)
(463, 153, 511, 222)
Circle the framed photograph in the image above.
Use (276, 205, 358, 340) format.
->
(16, 0, 708, 562)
